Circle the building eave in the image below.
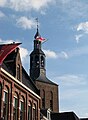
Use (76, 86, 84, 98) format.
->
(1, 67, 41, 99)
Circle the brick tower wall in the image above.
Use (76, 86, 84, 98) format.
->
(36, 81, 59, 113)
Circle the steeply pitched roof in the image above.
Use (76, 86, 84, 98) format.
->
(22, 67, 40, 94)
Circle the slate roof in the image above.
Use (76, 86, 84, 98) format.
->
(22, 67, 40, 94)
(51, 112, 79, 120)
(80, 118, 88, 120)
(36, 74, 58, 86)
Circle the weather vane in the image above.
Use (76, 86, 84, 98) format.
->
(35, 18, 47, 43)
(35, 18, 39, 30)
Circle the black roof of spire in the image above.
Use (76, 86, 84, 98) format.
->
(34, 28, 41, 39)
(34, 18, 41, 39)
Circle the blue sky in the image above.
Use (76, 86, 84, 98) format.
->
(0, 0, 88, 118)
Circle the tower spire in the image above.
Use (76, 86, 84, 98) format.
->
(36, 18, 39, 31)
(34, 18, 41, 39)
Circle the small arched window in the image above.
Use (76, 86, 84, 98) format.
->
(35, 55, 39, 67)
(20, 96, 25, 120)
(33, 104, 36, 120)
(41, 56, 45, 67)
(3, 86, 9, 120)
(50, 91, 53, 111)
(13, 92, 19, 120)
(28, 101, 32, 120)
(42, 89, 45, 108)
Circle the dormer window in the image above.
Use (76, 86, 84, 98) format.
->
(17, 64, 20, 80)
(15, 48, 22, 81)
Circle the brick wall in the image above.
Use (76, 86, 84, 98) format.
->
(36, 81, 59, 113)
(0, 68, 40, 120)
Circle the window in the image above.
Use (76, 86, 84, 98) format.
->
(28, 102, 32, 120)
(3, 89, 9, 120)
(35, 55, 39, 67)
(17, 64, 20, 80)
(35, 40, 41, 49)
(41, 56, 45, 67)
(42, 90, 45, 108)
(33, 104, 36, 120)
(20, 96, 25, 120)
(20, 98, 24, 120)
(50, 91, 53, 111)
(47, 111, 51, 120)
(13, 96, 18, 120)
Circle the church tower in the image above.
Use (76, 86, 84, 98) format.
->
(30, 28, 46, 80)
(30, 26, 59, 113)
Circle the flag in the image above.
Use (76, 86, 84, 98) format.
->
(0, 43, 21, 65)
(36, 36, 46, 42)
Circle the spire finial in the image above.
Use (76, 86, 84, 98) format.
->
(34, 18, 40, 39)
(36, 18, 39, 31)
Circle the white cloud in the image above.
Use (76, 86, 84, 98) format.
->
(68, 45, 88, 58)
(75, 21, 88, 43)
(16, 17, 36, 30)
(43, 49, 68, 59)
(75, 34, 83, 43)
(57, 0, 88, 20)
(56, 74, 87, 86)
(0, 0, 54, 12)
(43, 49, 58, 59)
(20, 47, 29, 64)
(77, 22, 88, 33)
(58, 51, 68, 59)
(0, 38, 20, 44)
(29, 0, 52, 11)
(51, 45, 88, 59)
